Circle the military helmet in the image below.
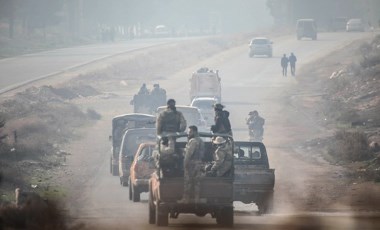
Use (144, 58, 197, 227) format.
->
(213, 136, 226, 145)
(167, 98, 176, 106)
(153, 83, 159, 88)
(213, 103, 224, 110)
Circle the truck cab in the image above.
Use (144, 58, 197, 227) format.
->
(233, 141, 275, 214)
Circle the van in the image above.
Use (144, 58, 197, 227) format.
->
(296, 19, 317, 40)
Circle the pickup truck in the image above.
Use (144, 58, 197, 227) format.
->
(148, 133, 234, 227)
(233, 141, 275, 214)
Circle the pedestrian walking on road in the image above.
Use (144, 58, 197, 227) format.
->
(289, 52, 297, 76)
(281, 54, 289, 76)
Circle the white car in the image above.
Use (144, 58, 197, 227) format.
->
(249, 37, 273, 58)
(346, 18, 365, 32)
(190, 97, 218, 127)
(156, 105, 208, 132)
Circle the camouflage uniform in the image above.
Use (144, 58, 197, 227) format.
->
(183, 134, 204, 202)
(156, 107, 186, 136)
(211, 140, 233, 177)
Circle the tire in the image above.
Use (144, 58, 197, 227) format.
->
(268, 52, 272, 58)
(249, 52, 254, 58)
(121, 176, 128, 187)
(216, 207, 233, 227)
(128, 178, 132, 201)
(148, 183, 156, 224)
(132, 184, 140, 202)
(156, 204, 168, 226)
(258, 192, 274, 215)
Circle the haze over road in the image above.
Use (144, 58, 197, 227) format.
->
(0, 30, 378, 230)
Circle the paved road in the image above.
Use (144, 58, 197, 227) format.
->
(0, 37, 195, 93)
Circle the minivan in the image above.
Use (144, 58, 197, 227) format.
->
(296, 19, 317, 40)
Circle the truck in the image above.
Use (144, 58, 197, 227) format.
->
(109, 113, 156, 176)
(189, 67, 221, 102)
(233, 141, 275, 214)
(148, 132, 234, 227)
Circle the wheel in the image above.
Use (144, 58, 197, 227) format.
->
(258, 192, 274, 215)
(249, 52, 254, 58)
(148, 183, 156, 224)
(156, 204, 168, 226)
(268, 52, 272, 58)
(121, 177, 128, 187)
(132, 184, 140, 202)
(128, 178, 132, 200)
(216, 206, 233, 227)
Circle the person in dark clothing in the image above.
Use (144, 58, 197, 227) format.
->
(281, 54, 289, 76)
(211, 103, 233, 136)
(289, 52, 297, 76)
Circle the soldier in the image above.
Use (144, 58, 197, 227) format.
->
(211, 103, 232, 136)
(206, 136, 233, 177)
(178, 125, 205, 203)
(138, 83, 149, 95)
(156, 99, 187, 136)
(150, 84, 167, 112)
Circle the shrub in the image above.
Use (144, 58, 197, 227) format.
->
(328, 130, 372, 162)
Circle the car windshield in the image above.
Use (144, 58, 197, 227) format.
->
(252, 39, 269, 44)
(192, 100, 215, 109)
(121, 132, 156, 156)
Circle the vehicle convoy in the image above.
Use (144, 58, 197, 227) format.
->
(109, 113, 156, 176)
(233, 141, 275, 214)
(129, 142, 156, 202)
(149, 133, 234, 227)
(119, 128, 156, 186)
(189, 67, 221, 102)
(156, 105, 208, 132)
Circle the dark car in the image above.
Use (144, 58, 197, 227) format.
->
(296, 19, 317, 40)
(109, 113, 155, 176)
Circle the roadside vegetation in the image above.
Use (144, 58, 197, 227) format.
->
(301, 34, 380, 182)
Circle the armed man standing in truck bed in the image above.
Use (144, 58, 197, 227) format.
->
(156, 99, 187, 136)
